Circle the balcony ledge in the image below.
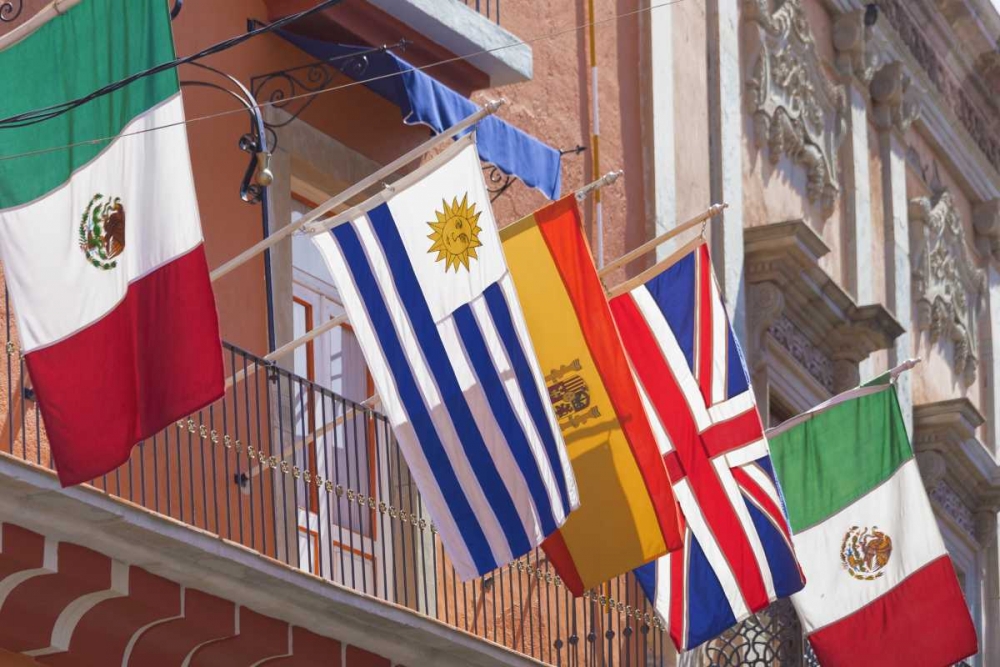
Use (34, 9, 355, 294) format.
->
(0, 454, 543, 667)
(363, 0, 532, 86)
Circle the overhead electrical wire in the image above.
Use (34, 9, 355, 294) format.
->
(0, 0, 688, 163)
(0, 0, 347, 128)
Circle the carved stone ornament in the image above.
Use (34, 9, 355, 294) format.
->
(973, 199, 1000, 263)
(909, 192, 986, 384)
(870, 62, 921, 134)
(745, 0, 847, 218)
(832, 10, 879, 83)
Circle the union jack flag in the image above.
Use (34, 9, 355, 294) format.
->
(608, 243, 805, 651)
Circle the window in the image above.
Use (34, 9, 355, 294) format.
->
(290, 195, 382, 594)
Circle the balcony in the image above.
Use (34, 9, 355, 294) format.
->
(0, 293, 670, 665)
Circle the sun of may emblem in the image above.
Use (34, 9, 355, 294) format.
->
(79, 193, 126, 271)
(427, 194, 483, 272)
(840, 525, 893, 581)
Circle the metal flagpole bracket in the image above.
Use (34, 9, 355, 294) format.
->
(0, 1, 23, 22)
(180, 62, 278, 352)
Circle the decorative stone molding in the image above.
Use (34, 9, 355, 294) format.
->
(870, 62, 921, 134)
(747, 282, 785, 369)
(929, 479, 978, 541)
(744, 220, 904, 392)
(917, 449, 947, 488)
(973, 199, 1000, 263)
(744, 0, 846, 218)
(879, 0, 1000, 173)
(832, 10, 878, 83)
(914, 399, 1000, 542)
(769, 316, 834, 392)
(909, 191, 986, 384)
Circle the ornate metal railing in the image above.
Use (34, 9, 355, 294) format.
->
(0, 286, 670, 667)
(463, 0, 500, 25)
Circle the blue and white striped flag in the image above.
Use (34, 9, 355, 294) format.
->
(312, 135, 579, 579)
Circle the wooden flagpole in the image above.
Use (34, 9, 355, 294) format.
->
(598, 203, 726, 279)
(605, 235, 706, 300)
(210, 100, 505, 283)
(764, 358, 921, 439)
(0, 0, 82, 50)
(231, 166, 626, 403)
(576, 170, 624, 201)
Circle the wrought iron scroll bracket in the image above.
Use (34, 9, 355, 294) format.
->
(0, 1, 23, 23)
(179, 62, 278, 353)
(249, 35, 408, 150)
(482, 144, 587, 202)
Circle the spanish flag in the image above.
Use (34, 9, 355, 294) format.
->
(500, 196, 681, 594)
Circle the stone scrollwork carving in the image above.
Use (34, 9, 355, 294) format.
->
(745, 0, 846, 218)
(909, 191, 986, 384)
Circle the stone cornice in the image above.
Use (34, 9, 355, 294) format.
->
(873, 2, 1000, 196)
(827, 0, 1000, 198)
(913, 399, 1000, 516)
(744, 220, 904, 390)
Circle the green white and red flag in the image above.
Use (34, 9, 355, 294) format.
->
(0, 0, 224, 485)
(767, 364, 977, 666)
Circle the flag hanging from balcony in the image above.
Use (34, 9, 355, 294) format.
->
(609, 243, 805, 650)
(0, 0, 224, 486)
(499, 196, 681, 595)
(768, 373, 977, 667)
(311, 135, 578, 579)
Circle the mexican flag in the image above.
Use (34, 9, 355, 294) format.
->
(768, 371, 977, 666)
(0, 0, 224, 485)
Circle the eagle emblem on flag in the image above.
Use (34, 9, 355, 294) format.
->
(79, 193, 125, 270)
(841, 525, 893, 581)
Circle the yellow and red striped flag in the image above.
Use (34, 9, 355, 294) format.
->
(500, 196, 681, 594)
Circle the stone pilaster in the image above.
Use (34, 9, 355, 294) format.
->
(642, 0, 677, 263)
(708, 0, 745, 342)
(872, 62, 918, 436)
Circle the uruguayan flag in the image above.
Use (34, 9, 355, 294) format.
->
(312, 135, 578, 579)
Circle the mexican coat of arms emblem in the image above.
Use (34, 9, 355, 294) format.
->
(840, 525, 893, 581)
(79, 193, 125, 270)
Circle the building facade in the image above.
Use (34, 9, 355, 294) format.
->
(0, 0, 997, 665)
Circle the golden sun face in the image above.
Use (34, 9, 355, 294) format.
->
(427, 194, 483, 272)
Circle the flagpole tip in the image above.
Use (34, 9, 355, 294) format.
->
(484, 98, 507, 113)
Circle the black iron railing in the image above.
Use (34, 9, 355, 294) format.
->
(463, 0, 501, 25)
(0, 291, 671, 666)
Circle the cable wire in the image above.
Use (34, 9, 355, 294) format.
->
(0, 0, 346, 128)
(0, 0, 687, 163)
